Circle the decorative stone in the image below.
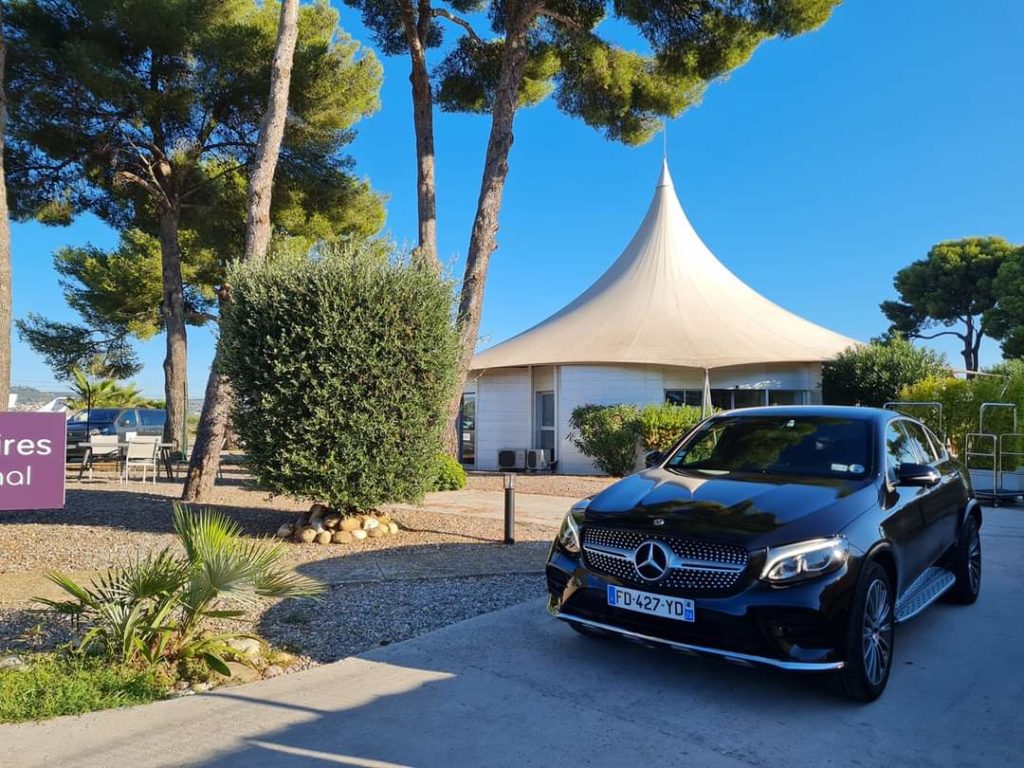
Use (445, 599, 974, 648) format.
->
(263, 664, 284, 679)
(388, 522, 399, 535)
(378, 515, 392, 526)
(324, 514, 341, 530)
(361, 516, 380, 531)
(351, 529, 368, 541)
(340, 517, 362, 532)
(227, 638, 261, 658)
(275, 523, 295, 539)
(191, 681, 213, 693)
(0, 655, 25, 671)
(295, 527, 317, 544)
(223, 661, 260, 683)
(316, 531, 332, 545)
(332, 530, 354, 544)
(367, 526, 386, 539)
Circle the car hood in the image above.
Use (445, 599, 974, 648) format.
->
(584, 468, 877, 550)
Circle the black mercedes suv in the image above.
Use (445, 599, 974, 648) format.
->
(547, 406, 982, 701)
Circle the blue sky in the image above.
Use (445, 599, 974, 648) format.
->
(9, 0, 1024, 397)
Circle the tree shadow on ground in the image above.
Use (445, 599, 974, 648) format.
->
(0, 487, 301, 537)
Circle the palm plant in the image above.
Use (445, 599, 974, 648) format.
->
(67, 367, 159, 409)
(37, 504, 323, 675)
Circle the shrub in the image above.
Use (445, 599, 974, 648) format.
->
(569, 404, 643, 476)
(821, 337, 949, 407)
(37, 504, 322, 676)
(639, 403, 704, 451)
(432, 453, 467, 490)
(220, 241, 460, 511)
(0, 653, 166, 723)
(901, 360, 1024, 455)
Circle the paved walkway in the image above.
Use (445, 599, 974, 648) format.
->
(3, 507, 1022, 768)
(388, 489, 570, 528)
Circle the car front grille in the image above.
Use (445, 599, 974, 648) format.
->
(582, 527, 749, 595)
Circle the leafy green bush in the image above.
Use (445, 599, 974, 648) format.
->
(569, 404, 643, 476)
(0, 653, 166, 723)
(38, 504, 322, 676)
(639, 403, 704, 451)
(221, 241, 460, 511)
(821, 337, 949, 407)
(901, 360, 1024, 455)
(432, 453, 467, 490)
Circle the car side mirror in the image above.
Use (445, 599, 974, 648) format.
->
(898, 462, 940, 487)
(644, 450, 663, 468)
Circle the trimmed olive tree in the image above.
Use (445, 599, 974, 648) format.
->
(220, 241, 459, 511)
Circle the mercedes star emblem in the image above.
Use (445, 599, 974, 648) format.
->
(633, 540, 671, 581)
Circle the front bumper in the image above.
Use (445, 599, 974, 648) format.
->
(547, 546, 861, 672)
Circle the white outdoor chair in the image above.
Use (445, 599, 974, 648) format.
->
(80, 434, 120, 481)
(121, 436, 161, 484)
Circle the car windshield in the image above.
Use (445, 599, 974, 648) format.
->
(68, 409, 120, 425)
(665, 415, 872, 480)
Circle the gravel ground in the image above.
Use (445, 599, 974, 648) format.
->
(465, 471, 614, 498)
(0, 476, 555, 668)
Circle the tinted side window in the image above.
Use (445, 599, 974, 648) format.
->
(140, 410, 167, 427)
(117, 409, 138, 427)
(923, 426, 947, 461)
(885, 422, 919, 483)
(902, 421, 938, 464)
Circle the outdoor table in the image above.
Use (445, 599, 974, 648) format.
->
(72, 442, 178, 481)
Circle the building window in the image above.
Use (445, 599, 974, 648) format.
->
(459, 393, 476, 465)
(667, 388, 808, 409)
(665, 389, 703, 407)
(536, 391, 555, 455)
(769, 390, 805, 406)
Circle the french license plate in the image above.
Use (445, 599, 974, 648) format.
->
(607, 585, 695, 622)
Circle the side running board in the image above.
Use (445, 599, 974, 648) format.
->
(895, 567, 956, 623)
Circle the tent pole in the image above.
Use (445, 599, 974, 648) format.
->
(702, 368, 711, 419)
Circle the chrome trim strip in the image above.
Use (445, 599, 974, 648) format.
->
(582, 544, 746, 574)
(556, 612, 844, 672)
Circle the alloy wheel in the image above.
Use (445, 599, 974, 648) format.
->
(968, 526, 982, 594)
(861, 579, 893, 686)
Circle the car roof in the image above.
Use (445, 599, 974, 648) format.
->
(711, 405, 897, 424)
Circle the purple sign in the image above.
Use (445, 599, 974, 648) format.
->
(0, 412, 67, 511)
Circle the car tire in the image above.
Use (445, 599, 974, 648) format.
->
(946, 515, 981, 605)
(830, 561, 895, 702)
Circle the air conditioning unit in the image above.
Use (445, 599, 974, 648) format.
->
(497, 449, 526, 471)
(526, 449, 552, 472)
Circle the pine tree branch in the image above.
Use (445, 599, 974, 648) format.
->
(430, 8, 482, 43)
(536, 8, 583, 31)
(912, 329, 967, 342)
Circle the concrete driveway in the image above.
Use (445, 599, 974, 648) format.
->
(3, 507, 1022, 768)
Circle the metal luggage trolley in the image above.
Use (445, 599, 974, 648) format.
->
(883, 401, 945, 443)
(965, 403, 1023, 506)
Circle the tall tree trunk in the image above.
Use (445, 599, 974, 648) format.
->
(158, 205, 188, 453)
(182, 0, 300, 502)
(0, 14, 10, 412)
(402, 1, 439, 271)
(444, 10, 535, 453)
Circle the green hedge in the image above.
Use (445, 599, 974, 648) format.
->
(221, 241, 460, 511)
(569, 402, 706, 476)
(900, 360, 1024, 457)
(821, 337, 948, 407)
(432, 453, 467, 490)
(569, 404, 642, 477)
(639, 403, 704, 451)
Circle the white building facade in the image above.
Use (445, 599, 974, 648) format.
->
(460, 163, 857, 475)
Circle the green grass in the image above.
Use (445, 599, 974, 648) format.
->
(0, 653, 169, 723)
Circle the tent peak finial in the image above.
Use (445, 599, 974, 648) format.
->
(657, 158, 673, 189)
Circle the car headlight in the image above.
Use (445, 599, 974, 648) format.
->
(558, 499, 589, 554)
(761, 536, 849, 584)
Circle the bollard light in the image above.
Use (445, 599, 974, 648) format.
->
(503, 472, 516, 545)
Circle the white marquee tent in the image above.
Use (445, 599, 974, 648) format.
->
(462, 161, 858, 474)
